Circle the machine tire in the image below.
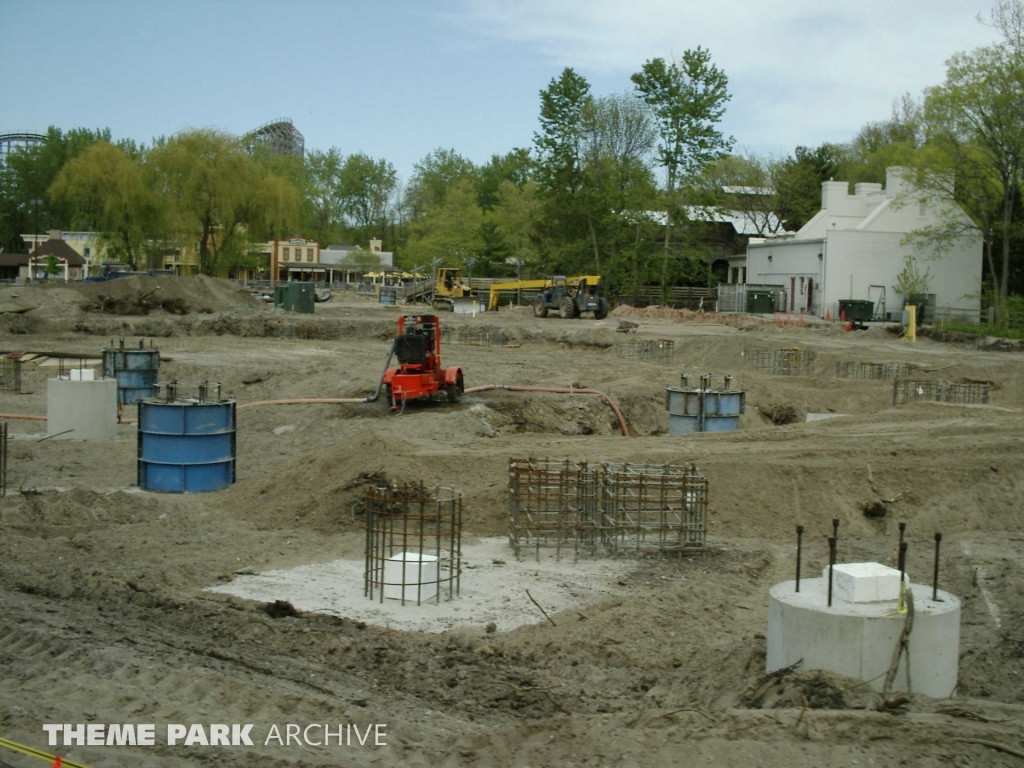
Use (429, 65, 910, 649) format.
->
(559, 296, 578, 319)
(446, 383, 462, 403)
(533, 298, 549, 318)
(594, 297, 610, 320)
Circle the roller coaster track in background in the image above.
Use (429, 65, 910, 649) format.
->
(0, 131, 46, 163)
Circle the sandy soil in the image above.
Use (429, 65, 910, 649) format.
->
(1, 284, 1023, 767)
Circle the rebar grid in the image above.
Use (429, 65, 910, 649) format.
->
(0, 354, 21, 393)
(508, 459, 597, 561)
(600, 462, 707, 554)
(892, 379, 990, 406)
(836, 361, 919, 380)
(745, 347, 816, 376)
(441, 328, 510, 347)
(364, 482, 462, 605)
(0, 422, 7, 498)
(614, 338, 675, 364)
(508, 458, 707, 560)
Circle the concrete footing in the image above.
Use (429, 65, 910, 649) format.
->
(767, 574, 960, 698)
(47, 377, 118, 440)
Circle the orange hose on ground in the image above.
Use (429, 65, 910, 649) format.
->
(462, 385, 630, 437)
(0, 413, 46, 421)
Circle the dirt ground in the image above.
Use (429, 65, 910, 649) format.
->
(1, 281, 1023, 767)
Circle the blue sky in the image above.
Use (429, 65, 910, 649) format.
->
(1, 0, 998, 183)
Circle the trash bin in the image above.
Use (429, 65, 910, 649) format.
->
(746, 290, 776, 314)
(838, 300, 874, 323)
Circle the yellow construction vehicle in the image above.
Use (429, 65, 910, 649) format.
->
(431, 267, 473, 311)
(487, 275, 607, 318)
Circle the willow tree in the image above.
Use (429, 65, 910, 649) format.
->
(48, 141, 157, 269)
(148, 129, 298, 275)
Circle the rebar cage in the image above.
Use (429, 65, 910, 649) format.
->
(892, 379, 990, 406)
(364, 482, 462, 605)
(508, 459, 708, 559)
(745, 347, 816, 376)
(614, 338, 675, 364)
(508, 459, 598, 561)
(599, 462, 708, 555)
(440, 327, 510, 347)
(836, 361, 920, 380)
(0, 354, 21, 393)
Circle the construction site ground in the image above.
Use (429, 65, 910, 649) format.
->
(1, 278, 1023, 767)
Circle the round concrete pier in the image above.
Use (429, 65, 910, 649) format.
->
(767, 575, 960, 698)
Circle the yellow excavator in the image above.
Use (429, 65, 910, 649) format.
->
(487, 275, 607, 319)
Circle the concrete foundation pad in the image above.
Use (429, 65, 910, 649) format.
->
(767, 577, 960, 698)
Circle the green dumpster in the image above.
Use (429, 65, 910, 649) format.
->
(274, 282, 315, 313)
(746, 290, 776, 314)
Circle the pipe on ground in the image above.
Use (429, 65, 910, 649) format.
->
(462, 384, 630, 437)
(0, 413, 46, 421)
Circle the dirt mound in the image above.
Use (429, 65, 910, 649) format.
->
(74, 275, 258, 315)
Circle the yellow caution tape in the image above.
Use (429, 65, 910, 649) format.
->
(0, 736, 91, 768)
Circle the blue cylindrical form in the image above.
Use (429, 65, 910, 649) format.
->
(138, 399, 236, 492)
(665, 387, 745, 435)
(379, 288, 397, 305)
(103, 348, 160, 405)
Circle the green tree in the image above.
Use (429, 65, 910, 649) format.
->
(48, 141, 157, 270)
(0, 126, 109, 251)
(43, 253, 61, 277)
(305, 148, 346, 245)
(532, 68, 595, 272)
(147, 129, 298, 276)
(491, 179, 542, 273)
(404, 177, 485, 270)
(915, 39, 1024, 312)
(339, 152, 398, 234)
(404, 148, 477, 218)
(631, 48, 734, 294)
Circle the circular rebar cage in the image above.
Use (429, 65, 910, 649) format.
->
(364, 482, 462, 605)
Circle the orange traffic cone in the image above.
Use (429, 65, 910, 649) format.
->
(799, 314, 804, 325)
(825, 309, 831, 321)
(52, 758, 62, 768)
(840, 310, 846, 322)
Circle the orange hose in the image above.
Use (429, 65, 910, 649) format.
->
(0, 413, 46, 421)
(462, 385, 630, 437)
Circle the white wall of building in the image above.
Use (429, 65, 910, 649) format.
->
(746, 168, 982, 320)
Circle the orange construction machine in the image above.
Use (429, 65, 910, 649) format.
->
(382, 315, 464, 411)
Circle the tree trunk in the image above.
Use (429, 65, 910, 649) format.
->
(661, 170, 675, 303)
(587, 215, 601, 272)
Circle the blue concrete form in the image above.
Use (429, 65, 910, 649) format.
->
(138, 399, 236, 492)
(103, 348, 160, 405)
(665, 383, 745, 435)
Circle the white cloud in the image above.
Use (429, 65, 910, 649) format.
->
(451, 0, 999, 150)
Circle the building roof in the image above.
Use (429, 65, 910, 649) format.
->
(30, 239, 86, 266)
(0, 253, 29, 267)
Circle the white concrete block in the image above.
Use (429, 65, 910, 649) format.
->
(47, 377, 117, 440)
(822, 562, 905, 603)
(383, 552, 439, 602)
(68, 368, 95, 381)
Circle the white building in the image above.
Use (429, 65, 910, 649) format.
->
(745, 168, 982, 321)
